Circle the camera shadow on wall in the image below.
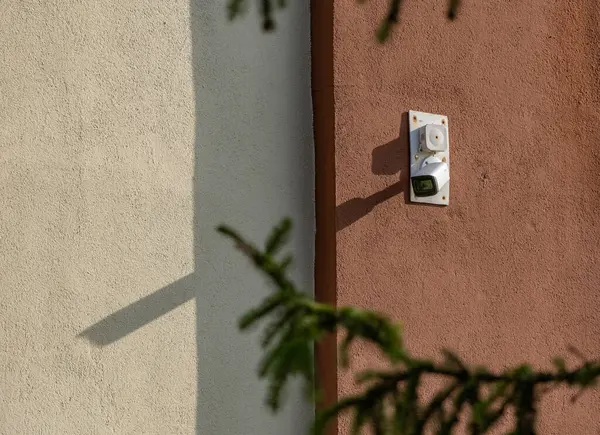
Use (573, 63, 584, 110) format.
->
(335, 112, 410, 232)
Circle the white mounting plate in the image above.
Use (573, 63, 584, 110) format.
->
(409, 110, 450, 206)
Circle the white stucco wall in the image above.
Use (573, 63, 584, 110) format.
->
(0, 1, 314, 434)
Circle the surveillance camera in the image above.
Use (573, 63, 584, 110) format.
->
(409, 111, 450, 205)
(419, 124, 447, 152)
(411, 157, 449, 197)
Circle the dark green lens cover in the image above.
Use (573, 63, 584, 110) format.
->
(412, 176, 438, 197)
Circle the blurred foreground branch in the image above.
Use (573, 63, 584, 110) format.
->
(227, 0, 461, 42)
(218, 218, 600, 434)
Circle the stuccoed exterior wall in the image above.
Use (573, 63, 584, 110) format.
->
(0, 1, 313, 434)
(331, 0, 600, 433)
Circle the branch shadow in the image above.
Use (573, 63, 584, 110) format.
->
(335, 112, 410, 232)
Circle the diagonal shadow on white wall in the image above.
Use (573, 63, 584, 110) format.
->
(79, 0, 314, 433)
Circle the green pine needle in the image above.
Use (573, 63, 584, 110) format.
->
(227, 0, 461, 41)
(219, 219, 600, 434)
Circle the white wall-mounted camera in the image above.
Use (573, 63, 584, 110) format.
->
(408, 111, 450, 205)
(411, 157, 449, 197)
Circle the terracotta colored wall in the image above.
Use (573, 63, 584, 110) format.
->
(324, 0, 600, 433)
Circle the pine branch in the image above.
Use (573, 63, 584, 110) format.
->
(218, 219, 600, 434)
(218, 218, 405, 409)
(377, 0, 403, 43)
(225, 0, 462, 41)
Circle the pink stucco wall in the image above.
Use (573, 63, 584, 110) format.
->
(322, 0, 600, 432)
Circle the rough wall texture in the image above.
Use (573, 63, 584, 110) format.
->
(332, 0, 600, 433)
(0, 1, 313, 434)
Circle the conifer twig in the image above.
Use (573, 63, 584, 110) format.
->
(218, 218, 600, 435)
(226, 0, 462, 41)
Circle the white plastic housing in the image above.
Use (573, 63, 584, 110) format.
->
(408, 110, 450, 206)
(420, 124, 448, 152)
(414, 158, 450, 190)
